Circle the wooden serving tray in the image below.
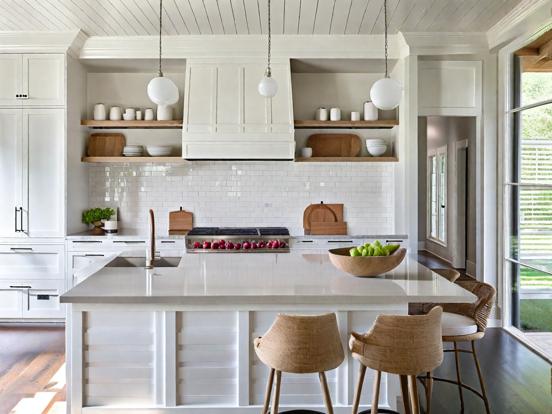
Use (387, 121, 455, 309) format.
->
(307, 134, 361, 157)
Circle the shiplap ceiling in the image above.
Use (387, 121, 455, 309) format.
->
(0, 0, 522, 36)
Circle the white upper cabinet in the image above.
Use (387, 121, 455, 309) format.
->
(0, 54, 65, 107)
(0, 108, 64, 238)
(183, 59, 294, 159)
(418, 61, 482, 116)
(0, 55, 22, 106)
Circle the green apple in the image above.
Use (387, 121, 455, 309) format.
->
(350, 247, 361, 257)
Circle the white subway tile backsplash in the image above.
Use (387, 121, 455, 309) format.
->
(88, 161, 395, 236)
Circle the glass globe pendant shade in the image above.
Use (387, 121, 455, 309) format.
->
(369, 77, 402, 110)
(147, 76, 179, 106)
(258, 74, 278, 98)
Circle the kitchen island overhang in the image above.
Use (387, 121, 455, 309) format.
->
(62, 253, 476, 414)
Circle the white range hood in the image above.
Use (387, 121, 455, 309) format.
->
(182, 58, 295, 160)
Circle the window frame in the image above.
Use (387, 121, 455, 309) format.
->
(427, 145, 448, 246)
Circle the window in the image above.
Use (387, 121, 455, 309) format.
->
(428, 146, 447, 244)
(506, 54, 552, 332)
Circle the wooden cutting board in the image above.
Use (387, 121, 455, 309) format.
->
(303, 203, 346, 235)
(307, 134, 361, 157)
(169, 208, 193, 235)
(87, 133, 126, 156)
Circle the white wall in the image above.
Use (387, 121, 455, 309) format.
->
(418, 116, 477, 268)
(87, 161, 396, 236)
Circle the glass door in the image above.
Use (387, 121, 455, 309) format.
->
(506, 52, 552, 359)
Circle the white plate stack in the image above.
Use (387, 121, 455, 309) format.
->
(365, 139, 387, 157)
(146, 145, 172, 157)
(123, 145, 143, 157)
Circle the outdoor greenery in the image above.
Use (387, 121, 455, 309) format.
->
(520, 299, 552, 331)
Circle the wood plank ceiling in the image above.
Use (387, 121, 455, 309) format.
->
(0, 0, 522, 36)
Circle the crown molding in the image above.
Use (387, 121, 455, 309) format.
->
(401, 32, 489, 55)
(0, 30, 84, 53)
(79, 34, 402, 60)
(487, 0, 552, 49)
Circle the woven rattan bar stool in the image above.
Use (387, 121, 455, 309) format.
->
(254, 313, 345, 414)
(349, 307, 443, 414)
(412, 279, 496, 414)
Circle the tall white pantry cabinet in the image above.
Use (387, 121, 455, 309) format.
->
(0, 53, 66, 320)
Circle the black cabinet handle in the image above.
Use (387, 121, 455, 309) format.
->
(14, 207, 18, 232)
(10, 285, 31, 289)
(19, 207, 24, 233)
(10, 247, 33, 252)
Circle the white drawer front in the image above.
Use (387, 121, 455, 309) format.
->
(26, 281, 64, 318)
(0, 279, 64, 319)
(0, 288, 24, 318)
(0, 244, 64, 279)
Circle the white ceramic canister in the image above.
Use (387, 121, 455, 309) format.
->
(364, 101, 378, 121)
(330, 107, 341, 121)
(109, 106, 122, 121)
(301, 147, 313, 158)
(136, 110, 143, 120)
(157, 105, 173, 121)
(144, 108, 154, 121)
(315, 107, 329, 121)
(351, 111, 360, 121)
(93, 103, 107, 120)
(125, 108, 136, 118)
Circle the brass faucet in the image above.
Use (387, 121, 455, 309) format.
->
(145, 209, 156, 269)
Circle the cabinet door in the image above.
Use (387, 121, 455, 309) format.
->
(0, 288, 23, 318)
(0, 55, 22, 106)
(25, 280, 64, 319)
(243, 63, 269, 134)
(268, 63, 293, 134)
(216, 65, 241, 134)
(0, 110, 24, 238)
(22, 54, 65, 106)
(184, 64, 216, 134)
(22, 109, 64, 237)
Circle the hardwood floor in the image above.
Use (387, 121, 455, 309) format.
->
(0, 324, 550, 413)
(0, 325, 65, 414)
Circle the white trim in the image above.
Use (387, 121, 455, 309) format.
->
(401, 32, 489, 55)
(0, 31, 83, 53)
(451, 139, 469, 268)
(487, 0, 552, 49)
(427, 145, 448, 246)
(503, 326, 552, 364)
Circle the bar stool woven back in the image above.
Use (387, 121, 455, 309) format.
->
(254, 313, 345, 414)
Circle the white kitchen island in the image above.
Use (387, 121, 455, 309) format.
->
(61, 252, 476, 414)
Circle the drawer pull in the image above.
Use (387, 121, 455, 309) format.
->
(113, 241, 146, 244)
(10, 285, 31, 289)
(10, 247, 33, 252)
(30, 293, 59, 299)
(327, 240, 354, 243)
(84, 254, 105, 257)
(160, 240, 176, 244)
(72, 240, 102, 244)
(301, 240, 314, 243)
(385, 239, 403, 243)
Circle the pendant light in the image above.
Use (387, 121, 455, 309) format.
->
(258, 0, 278, 97)
(147, 0, 179, 120)
(369, 0, 402, 110)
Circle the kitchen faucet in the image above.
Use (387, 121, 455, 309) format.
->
(145, 209, 156, 269)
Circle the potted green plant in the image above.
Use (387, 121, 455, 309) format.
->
(82, 208, 115, 235)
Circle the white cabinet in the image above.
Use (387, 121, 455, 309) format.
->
(0, 54, 65, 107)
(183, 59, 294, 159)
(418, 61, 481, 116)
(0, 244, 65, 319)
(0, 108, 64, 238)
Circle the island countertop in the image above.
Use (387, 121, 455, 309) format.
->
(61, 252, 476, 307)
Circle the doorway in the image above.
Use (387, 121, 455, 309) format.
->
(418, 116, 476, 273)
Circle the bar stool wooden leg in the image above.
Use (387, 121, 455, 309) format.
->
(262, 368, 275, 414)
(371, 370, 381, 414)
(425, 372, 433, 414)
(471, 341, 491, 414)
(271, 370, 282, 414)
(318, 371, 334, 414)
(453, 342, 465, 411)
(399, 375, 411, 414)
(408, 375, 420, 414)
(352, 364, 367, 414)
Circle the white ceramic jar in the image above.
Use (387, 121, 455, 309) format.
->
(351, 111, 360, 121)
(93, 103, 106, 120)
(109, 106, 122, 121)
(330, 107, 341, 121)
(144, 108, 155, 121)
(315, 107, 329, 121)
(364, 101, 378, 121)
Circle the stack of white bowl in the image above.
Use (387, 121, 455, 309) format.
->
(365, 139, 387, 157)
(123, 145, 143, 157)
(146, 145, 172, 157)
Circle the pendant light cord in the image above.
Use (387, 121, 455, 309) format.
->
(266, 0, 272, 77)
(384, 0, 388, 78)
(158, 0, 163, 77)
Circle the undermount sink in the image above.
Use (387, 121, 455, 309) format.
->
(106, 257, 181, 268)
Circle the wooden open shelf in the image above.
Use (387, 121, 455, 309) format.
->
(294, 120, 398, 129)
(82, 156, 186, 164)
(81, 120, 183, 129)
(295, 156, 398, 163)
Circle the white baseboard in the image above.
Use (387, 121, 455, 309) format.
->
(466, 260, 476, 277)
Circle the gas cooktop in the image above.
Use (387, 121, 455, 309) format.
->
(186, 227, 290, 252)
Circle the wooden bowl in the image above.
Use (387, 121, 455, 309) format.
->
(328, 247, 407, 277)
